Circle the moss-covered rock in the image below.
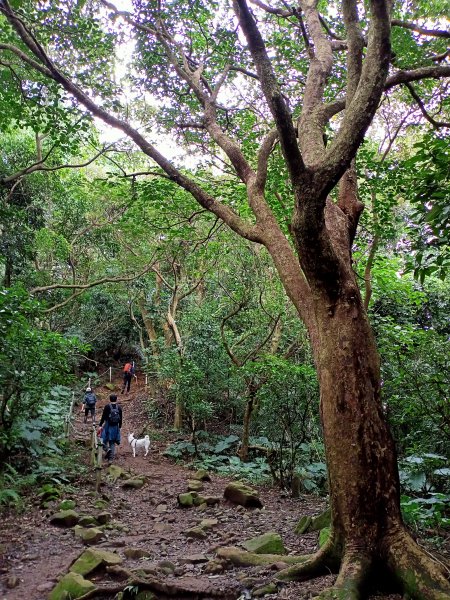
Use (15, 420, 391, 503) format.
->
(224, 481, 263, 508)
(294, 508, 330, 534)
(39, 485, 61, 506)
(49, 510, 80, 527)
(48, 572, 95, 600)
(70, 548, 122, 576)
(192, 469, 211, 481)
(106, 464, 127, 481)
(178, 492, 196, 507)
(199, 518, 218, 530)
(184, 526, 208, 539)
(124, 547, 152, 559)
(187, 479, 204, 492)
(204, 560, 225, 574)
(294, 515, 311, 534)
(78, 515, 98, 527)
(73, 525, 105, 545)
(199, 495, 221, 506)
(319, 527, 331, 547)
(157, 559, 176, 572)
(242, 532, 285, 555)
(253, 582, 278, 596)
(96, 511, 112, 525)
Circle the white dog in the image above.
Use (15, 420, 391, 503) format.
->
(128, 433, 151, 457)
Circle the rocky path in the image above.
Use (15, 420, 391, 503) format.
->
(0, 378, 409, 599)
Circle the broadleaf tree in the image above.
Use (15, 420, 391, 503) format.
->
(0, 0, 449, 597)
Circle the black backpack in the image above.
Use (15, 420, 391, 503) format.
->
(84, 392, 96, 407)
(109, 404, 120, 425)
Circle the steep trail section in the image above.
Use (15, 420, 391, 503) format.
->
(0, 373, 404, 600)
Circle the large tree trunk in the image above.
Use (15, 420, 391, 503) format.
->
(274, 215, 450, 598)
(314, 289, 400, 546)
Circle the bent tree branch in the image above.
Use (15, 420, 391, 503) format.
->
(31, 262, 157, 314)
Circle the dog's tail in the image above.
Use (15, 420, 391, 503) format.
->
(144, 435, 150, 440)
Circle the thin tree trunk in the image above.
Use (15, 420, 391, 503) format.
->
(137, 297, 160, 359)
(238, 393, 255, 462)
(174, 398, 183, 431)
(167, 311, 184, 430)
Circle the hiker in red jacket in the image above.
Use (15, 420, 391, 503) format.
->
(121, 361, 135, 394)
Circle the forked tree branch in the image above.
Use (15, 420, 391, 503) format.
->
(296, 0, 334, 165)
(321, 63, 450, 124)
(36, 262, 160, 316)
(220, 300, 249, 367)
(404, 82, 450, 128)
(101, 0, 255, 186)
(249, 0, 294, 17)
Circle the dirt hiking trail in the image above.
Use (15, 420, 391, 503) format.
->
(0, 375, 420, 599)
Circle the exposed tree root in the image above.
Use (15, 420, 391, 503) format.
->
(216, 545, 314, 567)
(274, 526, 450, 600)
(384, 527, 450, 600)
(275, 538, 340, 583)
(77, 575, 239, 599)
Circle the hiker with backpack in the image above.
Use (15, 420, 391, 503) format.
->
(81, 387, 97, 425)
(121, 361, 135, 394)
(99, 394, 122, 462)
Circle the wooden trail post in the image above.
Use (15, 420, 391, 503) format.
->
(109, 366, 112, 382)
(95, 443, 103, 493)
(91, 425, 103, 492)
(64, 392, 75, 438)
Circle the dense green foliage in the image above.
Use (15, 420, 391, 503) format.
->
(0, 286, 84, 463)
